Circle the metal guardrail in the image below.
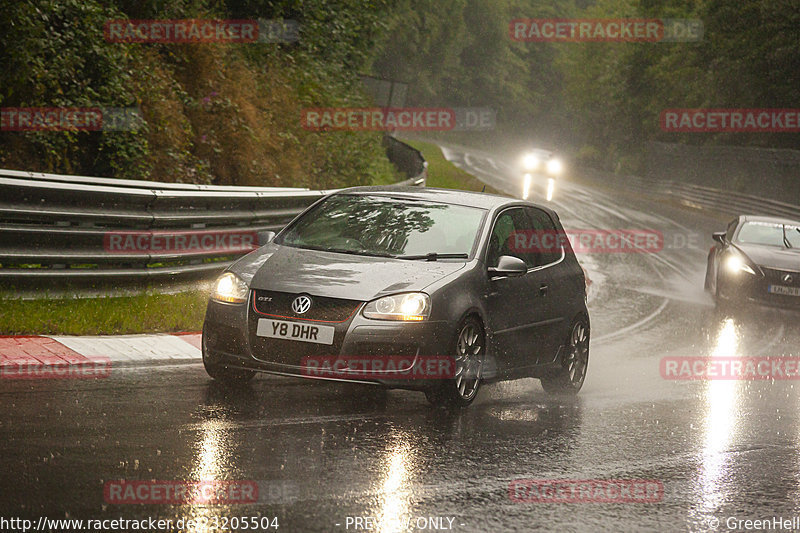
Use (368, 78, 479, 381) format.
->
(579, 167, 800, 221)
(385, 135, 427, 185)
(3, 138, 796, 288)
(0, 137, 426, 286)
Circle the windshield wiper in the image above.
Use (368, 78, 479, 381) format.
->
(288, 243, 397, 258)
(323, 248, 398, 258)
(398, 252, 469, 261)
(783, 225, 793, 249)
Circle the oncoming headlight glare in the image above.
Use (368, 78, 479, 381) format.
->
(522, 153, 540, 171)
(546, 158, 564, 175)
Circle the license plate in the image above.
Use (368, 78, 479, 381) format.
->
(768, 285, 800, 297)
(256, 319, 335, 345)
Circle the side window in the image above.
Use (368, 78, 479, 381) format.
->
(525, 207, 562, 266)
(487, 208, 538, 268)
(725, 218, 738, 242)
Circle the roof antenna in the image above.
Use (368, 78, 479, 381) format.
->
(481, 185, 486, 193)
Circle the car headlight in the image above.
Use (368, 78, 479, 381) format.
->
(362, 292, 430, 321)
(546, 158, 563, 175)
(212, 272, 249, 303)
(522, 153, 540, 171)
(724, 255, 756, 275)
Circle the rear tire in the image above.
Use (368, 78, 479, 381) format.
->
(425, 316, 485, 408)
(541, 317, 589, 395)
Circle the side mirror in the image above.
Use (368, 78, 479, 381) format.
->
(257, 230, 276, 245)
(712, 232, 726, 245)
(488, 255, 527, 279)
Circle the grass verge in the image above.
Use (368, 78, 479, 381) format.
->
(0, 290, 208, 336)
(403, 139, 501, 194)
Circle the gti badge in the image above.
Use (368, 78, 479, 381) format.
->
(291, 295, 312, 314)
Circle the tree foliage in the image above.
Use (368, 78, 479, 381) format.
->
(0, 0, 398, 187)
(370, 0, 800, 170)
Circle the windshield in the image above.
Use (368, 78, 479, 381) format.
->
(736, 221, 800, 248)
(278, 194, 486, 258)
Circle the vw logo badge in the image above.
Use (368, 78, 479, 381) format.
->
(783, 273, 794, 284)
(291, 295, 312, 314)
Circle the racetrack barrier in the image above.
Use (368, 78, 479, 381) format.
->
(0, 136, 425, 288)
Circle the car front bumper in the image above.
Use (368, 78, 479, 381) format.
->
(717, 268, 800, 311)
(202, 296, 456, 390)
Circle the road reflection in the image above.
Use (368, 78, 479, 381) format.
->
(376, 441, 413, 533)
(521, 174, 557, 202)
(188, 375, 584, 530)
(186, 419, 227, 533)
(691, 317, 743, 523)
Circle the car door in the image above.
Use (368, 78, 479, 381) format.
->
(483, 207, 556, 374)
(523, 206, 573, 366)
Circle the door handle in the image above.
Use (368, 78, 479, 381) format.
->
(539, 284, 548, 296)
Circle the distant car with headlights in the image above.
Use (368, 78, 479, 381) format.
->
(202, 187, 590, 407)
(705, 215, 800, 310)
(518, 149, 564, 201)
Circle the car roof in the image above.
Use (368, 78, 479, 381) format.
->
(740, 215, 800, 226)
(334, 186, 555, 214)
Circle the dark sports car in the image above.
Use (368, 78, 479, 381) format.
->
(202, 187, 589, 407)
(705, 215, 800, 310)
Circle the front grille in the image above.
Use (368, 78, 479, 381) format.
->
(248, 291, 359, 365)
(248, 334, 343, 366)
(252, 290, 362, 323)
(762, 267, 800, 286)
(352, 342, 418, 358)
(748, 268, 800, 308)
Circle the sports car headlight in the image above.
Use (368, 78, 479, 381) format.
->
(363, 293, 431, 321)
(725, 255, 756, 275)
(522, 153, 540, 171)
(546, 158, 563, 175)
(212, 272, 249, 303)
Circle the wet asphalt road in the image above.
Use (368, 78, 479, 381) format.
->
(3, 144, 800, 532)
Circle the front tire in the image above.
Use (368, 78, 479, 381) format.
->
(204, 361, 256, 384)
(714, 272, 735, 315)
(425, 316, 485, 408)
(540, 317, 589, 395)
